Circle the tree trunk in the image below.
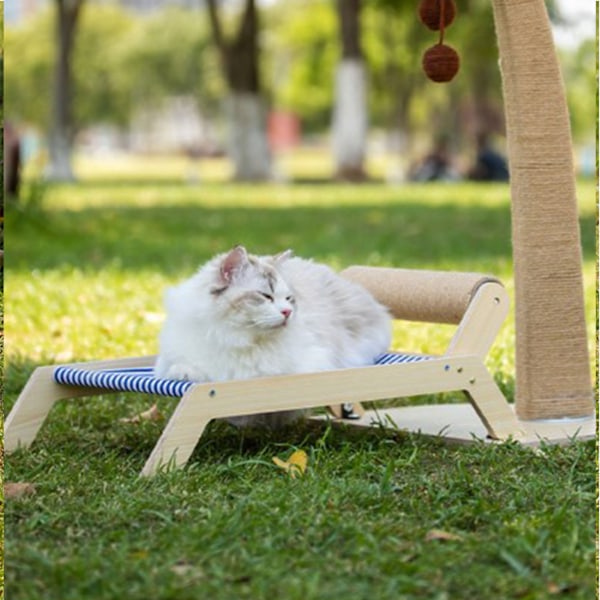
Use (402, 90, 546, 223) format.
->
(332, 0, 367, 181)
(226, 93, 271, 181)
(207, 0, 271, 181)
(47, 0, 83, 181)
(332, 60, 367, 181)
(4, 122, 22, 198)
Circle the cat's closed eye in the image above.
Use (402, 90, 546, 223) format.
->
(259, 292, 274, 302)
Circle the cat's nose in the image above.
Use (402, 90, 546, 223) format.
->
(281, 308, 292, 320)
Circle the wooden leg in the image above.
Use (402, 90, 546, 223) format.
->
(5, 362, 126, 452)
(140, 390, 211, 477)
(5, 367, 68, 451)
(6, 356, 158, 452)
(465, 363, 524, 440)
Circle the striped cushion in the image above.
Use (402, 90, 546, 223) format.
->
(374, 352, 432, 366)
(53, 352, 433, 398)
(54, 366, 194, 398)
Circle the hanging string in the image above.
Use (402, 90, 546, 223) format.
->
(419, 0, 460, 83)
(439, 0, 446, 45)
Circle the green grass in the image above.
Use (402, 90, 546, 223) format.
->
(4, 171, 597, 599)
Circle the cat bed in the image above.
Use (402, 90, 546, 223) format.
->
(9, 267, 587, 478)
(52, 352, 433, 398)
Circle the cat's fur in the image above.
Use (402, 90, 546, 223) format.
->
(154, 246, 391, 427)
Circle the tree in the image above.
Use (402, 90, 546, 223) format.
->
(332, 0, 367, 180)
(5, 6, 133, 132)
(123, 7, 221, 117)
(267, 0, 437, 162)
(206, 0, 271, 181)
(73, 5, 135, 129)
(265, 1, 337, 132)
(5, 11, 54, 130)
(363, 2, 430, 155)
(47, 0, 85, 181)
(6, 6, 221, 159)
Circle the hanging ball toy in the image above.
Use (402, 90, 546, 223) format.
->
(422, 43, 460, 82)
(418, 0, 456, 31)
(418, 0, 460, 83)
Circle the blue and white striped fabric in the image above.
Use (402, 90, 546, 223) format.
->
(54, 366, 194, 398)
(53, 352, 433, 398)
(374, 352, 432, 366)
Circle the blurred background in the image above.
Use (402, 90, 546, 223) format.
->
(2, 0, 595, 191)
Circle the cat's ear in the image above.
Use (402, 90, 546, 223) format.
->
(273, 249, 293, 264)
(219, 245, 249, 284)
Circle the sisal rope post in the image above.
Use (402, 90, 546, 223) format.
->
(491, 0, 594, 419)
(342, 266, 499, 324)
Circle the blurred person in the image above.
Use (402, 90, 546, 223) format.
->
(409, 136, 461, 182)
(468, 132, 509, 182)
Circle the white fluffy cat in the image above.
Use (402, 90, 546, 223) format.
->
(154, 246, 391, 426)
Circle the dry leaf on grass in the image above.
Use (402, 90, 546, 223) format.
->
(170, 560, 205, 581)
(5, 482, 36, 499)
(547, 582, 577, 596)
(120, 403, 163, 424)
(170, 562, 195, 577)
(425, 529, 463, 542)
(272, 449, 308, 479)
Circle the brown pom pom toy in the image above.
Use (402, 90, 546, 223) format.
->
(418, 0, 456, 31)
(422, 43, 460, 82)
(418, 0, 460, 82)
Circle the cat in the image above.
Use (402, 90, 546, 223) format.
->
(154, 245, 392, 427)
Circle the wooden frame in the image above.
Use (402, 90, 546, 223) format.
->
(6, 270, 528, 477)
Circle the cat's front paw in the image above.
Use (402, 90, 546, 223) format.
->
(164, 364, 208, 383)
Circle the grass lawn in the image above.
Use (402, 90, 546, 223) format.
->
(3, 163, 597, 600)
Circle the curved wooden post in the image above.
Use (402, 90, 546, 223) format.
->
(491, 0, 593, 419)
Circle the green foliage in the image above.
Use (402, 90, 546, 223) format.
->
(5, 5, 135, 129)
(3, 0, 595, 150)
(122, 7, 223, 113)
(4, 5, 221, 132)
(266, 0, 590, 149)
(74, 4, 136, 126)
(266, 0, 504, 139)
(4, 8, 54, 127)
(266, 1, 338, 130)
(0, 8, 4, 121)
(361, 4, 431, 131)
(561, 39, 596, 144)
(450, 0, 502, 99)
